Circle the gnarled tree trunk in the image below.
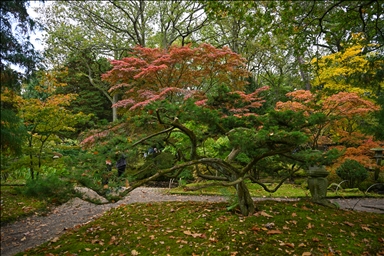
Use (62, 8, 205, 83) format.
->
(236, 180, 255, 216)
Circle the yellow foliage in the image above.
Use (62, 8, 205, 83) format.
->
(311, 33, 382, 95)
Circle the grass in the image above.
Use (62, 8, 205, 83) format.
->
(170, 181, 383, 199)
(0, 186, 50, 224)
(17, 200, 384, 256)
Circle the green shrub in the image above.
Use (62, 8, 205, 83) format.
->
(336, 159, 368, 188)
(18, 174, 77, 205)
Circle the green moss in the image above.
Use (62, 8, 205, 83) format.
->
(18, 200, 384, 256)
(0, 186, 48, 224)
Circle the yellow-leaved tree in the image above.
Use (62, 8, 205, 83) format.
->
(311, 33, 383, 96)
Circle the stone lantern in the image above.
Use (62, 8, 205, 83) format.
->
(307, 165, 329, 202)
(371, 148, 383, 181)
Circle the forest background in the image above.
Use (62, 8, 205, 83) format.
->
(1, 1, 384, 216)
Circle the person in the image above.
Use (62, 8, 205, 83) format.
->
(102, 159, 112, 185)
(116, 152, 127, 177)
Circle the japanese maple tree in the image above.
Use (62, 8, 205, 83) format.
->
(89, 44, 329, 216)
(275, 90, 383, 173)
(102, 43, 250, 111)
(16, 71, 90, 179)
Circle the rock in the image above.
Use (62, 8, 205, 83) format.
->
(74, 187, 108, 204)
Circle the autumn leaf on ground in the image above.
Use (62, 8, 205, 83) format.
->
(184, 230, 203, 238)
(131, 249, 140, 255)
(344, 221, 354, 227)
(251, 226, 261, 232)
(280, 242, 294, 248)
(255, 211, 273, 218)
(361, 225, 371, 232)
(267, 230, 282, 235)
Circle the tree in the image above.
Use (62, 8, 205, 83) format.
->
(276, 90, 380, 149)
(311, 33, 383, 96)
(203, 0, 384, 93)
(83, 44, 338, 216)
(1, 0, 42, 157)
(275, 90, 383, 179)
(37, 1, 210, 122)
(53, 55, 113, 127)
(17, 70, 90, 179)
(102, 43, 250, 112)
(202, 1, 306, 103)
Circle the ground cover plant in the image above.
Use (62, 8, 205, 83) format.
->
(170, 182, 383, 199)
(0, 186, 49, 224)
(1, 175, 78, 224)
(18, 200, 384, 256)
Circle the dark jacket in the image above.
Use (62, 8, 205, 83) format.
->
(116, 154, 127, 169)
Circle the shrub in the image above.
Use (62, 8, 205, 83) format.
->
(336, 159, 368, 188)
(18, 174, 77, 205)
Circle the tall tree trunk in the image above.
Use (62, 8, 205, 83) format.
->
(236, 180, 255, 216)
(296, 55, 311, 90)
(112, 94, 118, 122)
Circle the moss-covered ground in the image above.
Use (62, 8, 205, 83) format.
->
(14, 200, 384, 256)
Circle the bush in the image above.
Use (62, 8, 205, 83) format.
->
(336, 159, 368, 188)
(18, 174, 77, 205)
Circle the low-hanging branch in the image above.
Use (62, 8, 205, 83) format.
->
(183, 176, 246, 191)
(131, 126, 175, 147)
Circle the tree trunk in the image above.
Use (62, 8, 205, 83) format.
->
(235, 180, 255, 216)
(296, 55, 311, 90)
(112, 94, 118, 122)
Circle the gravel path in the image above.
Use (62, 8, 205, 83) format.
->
(1, 187, 383, 256)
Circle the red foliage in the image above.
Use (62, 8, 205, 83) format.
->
(276, 90, 383, 170)
(102, 43, 250, 110)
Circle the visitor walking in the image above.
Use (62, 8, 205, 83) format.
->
(116, 152, 127, 177)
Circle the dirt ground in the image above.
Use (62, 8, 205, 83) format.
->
(1, 187, 383, 256)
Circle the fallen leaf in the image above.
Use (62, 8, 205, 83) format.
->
(292, 212, 297, 217)
(344, 221, 354, 227)
(267, 230, 282, 235)
(302, 252, 312, 256)
(85, 248, 91, 251)
(306, 216, 313, 220)
(361, 226, 371, 232)
(131, 249, 140, 255)
(183, 230, 202, 238)
(21, 237, 26, 241)
(260, 211, 273, 218)
(51, 237, 59, 243)
(280, 242, 295, 248)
